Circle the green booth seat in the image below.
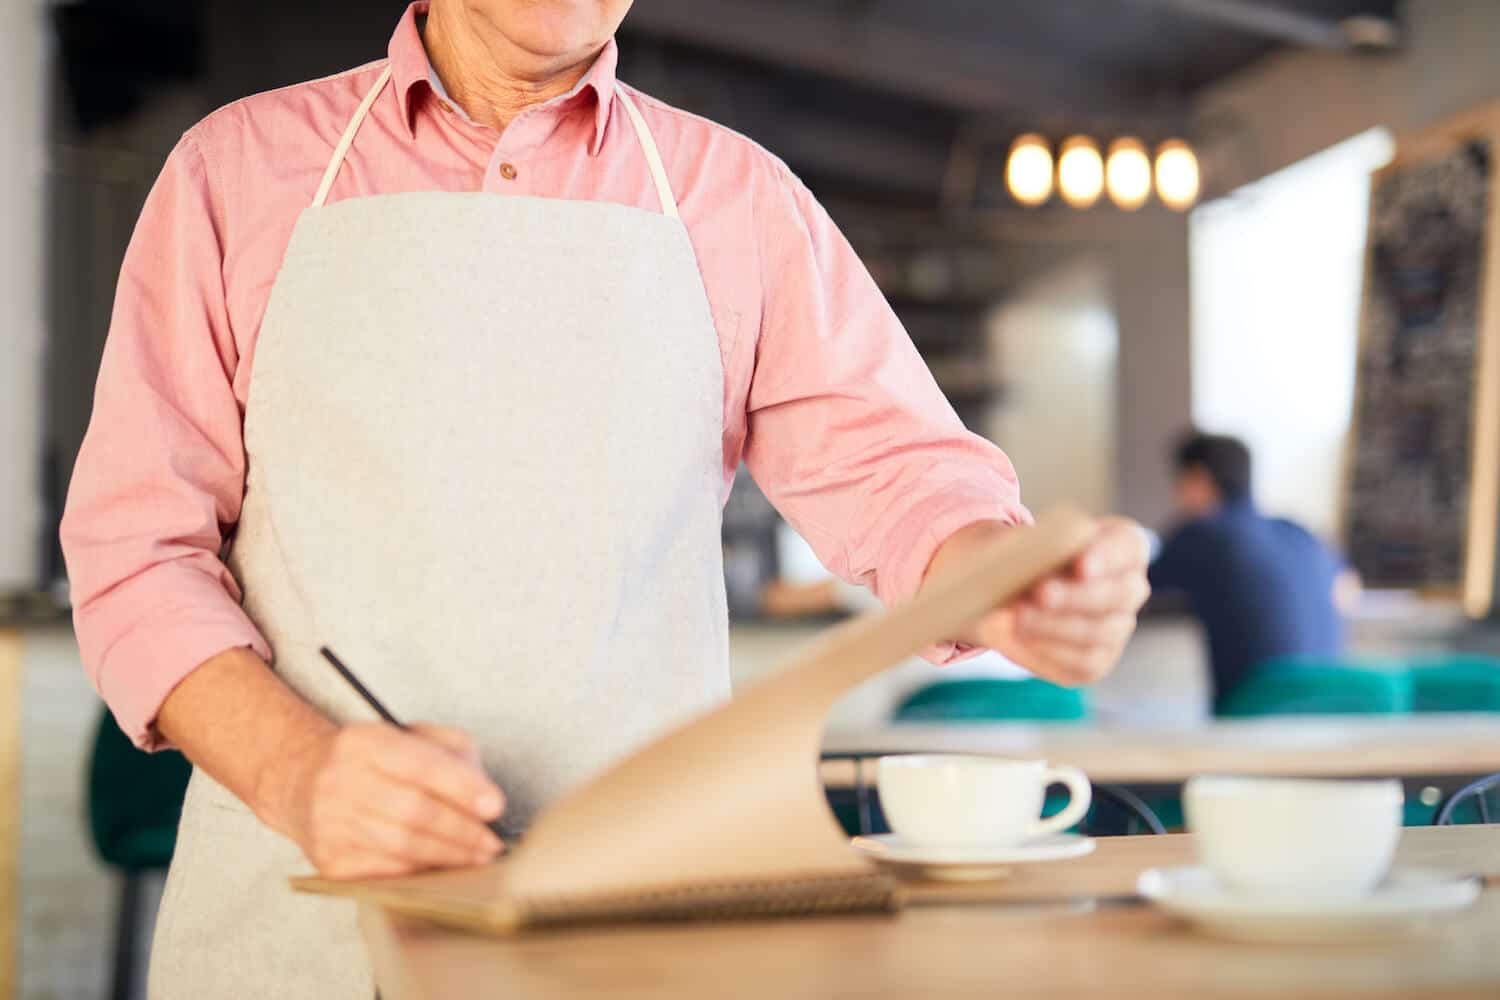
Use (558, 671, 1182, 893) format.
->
(1216, 659, 1413, 718)
(893, 677, 1092, 724)
(1409, 654, 1500, 712)
(1404, 802, 1437, 827)
(88, 707, 193, 1000)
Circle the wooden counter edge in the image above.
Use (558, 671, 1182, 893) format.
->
(817, 737, 1500, 787)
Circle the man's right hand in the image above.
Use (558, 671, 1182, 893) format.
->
(156, 648, 505, 881)
(276, 721, 506, 878)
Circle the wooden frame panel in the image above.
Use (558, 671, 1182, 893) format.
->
(1344, 102, 1500, 615)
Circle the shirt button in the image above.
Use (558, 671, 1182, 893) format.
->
(498, 162, 518, 181)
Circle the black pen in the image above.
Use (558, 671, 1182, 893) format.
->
(318, 645, 515, 843)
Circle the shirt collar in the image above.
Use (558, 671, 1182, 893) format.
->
(388, 1, 617, 155)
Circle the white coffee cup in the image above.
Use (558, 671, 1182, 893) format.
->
(1185, 775, 1403, 900)
(877, 754, 1092, 847)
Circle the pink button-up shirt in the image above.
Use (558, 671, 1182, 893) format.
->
(62, 2, 1028, 748)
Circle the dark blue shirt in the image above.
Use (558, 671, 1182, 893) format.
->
(1148, 500, 1346, 709)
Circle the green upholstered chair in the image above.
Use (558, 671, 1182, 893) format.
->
(1216, 660, 1413, 717)
(1409, 655, 1500, 712)
(893, 677, 1092, 723)
(88, 707, 192, 1000)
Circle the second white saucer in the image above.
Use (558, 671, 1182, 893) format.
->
(850, 832, 1096, 881)
(1138, 865, 1481, 943)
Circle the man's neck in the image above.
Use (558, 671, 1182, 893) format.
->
(422, 7, 600, 132)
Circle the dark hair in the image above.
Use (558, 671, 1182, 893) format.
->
(1174, 431, 1252, 502)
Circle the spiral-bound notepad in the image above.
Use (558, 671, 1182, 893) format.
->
(293, 867, 902, 933)
(293, 506, 1095, 932)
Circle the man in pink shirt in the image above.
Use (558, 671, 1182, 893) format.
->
(61, 1, 1149, 994)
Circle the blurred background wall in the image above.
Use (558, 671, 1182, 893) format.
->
(0, 1, 46, 591)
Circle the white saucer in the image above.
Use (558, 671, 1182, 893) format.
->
(850, 833, 1096, 881)
(1138, 865, 1481, 943)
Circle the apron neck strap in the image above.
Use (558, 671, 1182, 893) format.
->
(614, 87, 680, 221)
(312, 64, 394, 209)
(310, 63, 682, 221)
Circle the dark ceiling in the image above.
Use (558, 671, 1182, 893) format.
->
(55, 0, 1402, 211)
(620, 0, 1401, 117)
(839, 0, 1401, 100)
(615, 0, 1401, 207)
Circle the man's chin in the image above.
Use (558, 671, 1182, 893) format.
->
(469, 5, 606, 65)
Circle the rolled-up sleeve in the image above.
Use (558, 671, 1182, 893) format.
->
(60, 132, 270, 750)
(742, 164, 1031, 646)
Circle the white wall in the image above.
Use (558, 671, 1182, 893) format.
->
(1190, 128, 1395, 537)
(0, 1, 47, 589)
(988, 257, 1119, 517)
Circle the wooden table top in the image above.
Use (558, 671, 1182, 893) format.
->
(362, 825, 1500, 1000)
(820, 714, 1500, 785)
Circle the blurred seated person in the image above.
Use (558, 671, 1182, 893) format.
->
(1148, 432, 1360, 711)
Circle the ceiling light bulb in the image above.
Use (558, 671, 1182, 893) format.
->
(1106, 137, 1152, 211)
(1058, 136, 1104, 209)
(1155, 139, 1201, 211)
(1006, 134, 1054, 207)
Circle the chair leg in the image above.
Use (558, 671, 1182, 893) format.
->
(854, 758, 874, 837)
(1090, 784, 1168, 836)
(111, 872, 143, 1000)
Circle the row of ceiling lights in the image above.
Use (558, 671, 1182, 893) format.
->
(1005, 134, 1201, 211)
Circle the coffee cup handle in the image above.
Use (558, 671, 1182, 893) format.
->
(1028, 766, 1093, 839)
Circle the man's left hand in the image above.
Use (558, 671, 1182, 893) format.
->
(933, 516, 1152, 687)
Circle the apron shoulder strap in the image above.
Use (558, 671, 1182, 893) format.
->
(309, 64, 683, 222)
(614, 86, 681, 221)
(312, 64, 394, 209)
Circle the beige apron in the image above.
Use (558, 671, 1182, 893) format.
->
(148, 65, 730, 998)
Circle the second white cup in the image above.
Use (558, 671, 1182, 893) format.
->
(878, 754, 1093, 848)
(1185, 775, 1403, 899)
